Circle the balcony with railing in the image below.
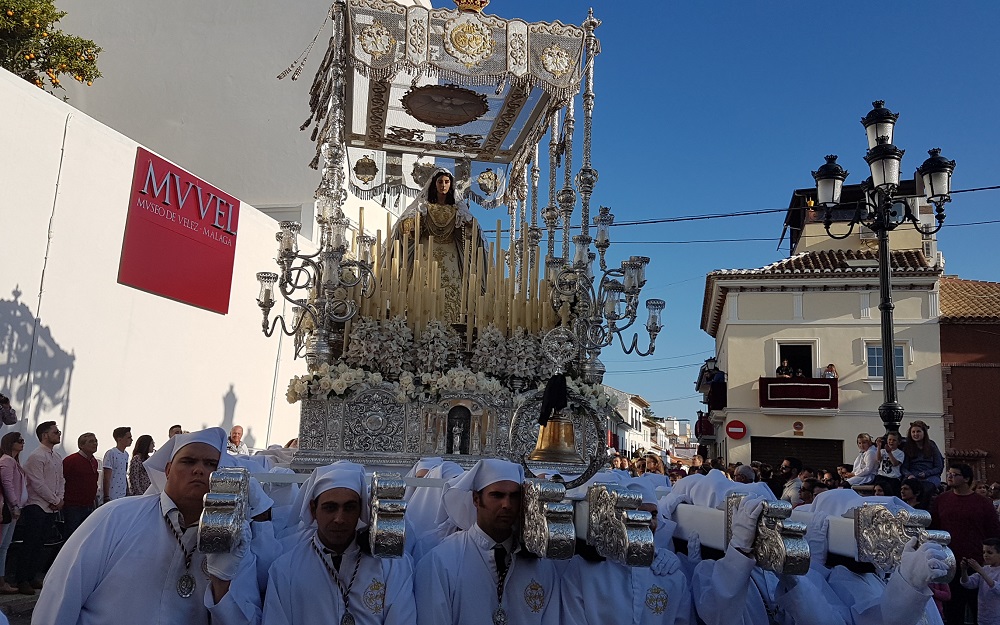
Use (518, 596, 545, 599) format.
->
(758, 377, 839, 414)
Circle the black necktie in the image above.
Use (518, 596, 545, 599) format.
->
(493, 544, 508, 581)
(324, 549, 343, 571)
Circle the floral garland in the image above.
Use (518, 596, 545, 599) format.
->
(285, 362, 385, 403)
(287, 362, 509, 405)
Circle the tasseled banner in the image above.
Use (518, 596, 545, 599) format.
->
(538, 373, 567, 427)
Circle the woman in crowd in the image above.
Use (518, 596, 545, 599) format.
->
(126, 434, 155, 496)
(901, 420, 944, 503)
(633, 457, 646, 477)
(0, 432, 28, 594)
(644, 453, 666, 475)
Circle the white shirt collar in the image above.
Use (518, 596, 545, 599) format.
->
(470, 522, 516, 553)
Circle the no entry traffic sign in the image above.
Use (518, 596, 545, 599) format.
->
(725, 420, 747, 440)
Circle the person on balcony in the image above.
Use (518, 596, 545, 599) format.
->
(775, 359, 793, 378)
(822, 364, 839, 379)
(845, 434, 879, 486)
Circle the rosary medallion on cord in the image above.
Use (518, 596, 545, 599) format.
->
(164, 515, 196, 598)
(312, 540, 363, 625)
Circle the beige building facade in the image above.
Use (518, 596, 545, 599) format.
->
(700, 199, 946, 470)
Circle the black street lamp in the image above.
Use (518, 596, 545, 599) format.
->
(810, 101, 956, 436)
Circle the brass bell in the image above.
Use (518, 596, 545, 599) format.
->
(528, 411, 584, 464)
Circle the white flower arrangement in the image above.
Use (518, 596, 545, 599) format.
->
(285, 362, 385, 403)
(506, 326, 541, 382)
(471, 324, 507, 379)
(414, 320, 461, 373)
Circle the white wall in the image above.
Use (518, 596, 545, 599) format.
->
(0, 69, 304, 457)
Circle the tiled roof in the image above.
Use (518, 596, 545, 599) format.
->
(709, 249, 933, 277)
(701, 249, 941, 336)
(940, 277, 1000, 322)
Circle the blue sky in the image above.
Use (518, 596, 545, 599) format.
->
(451, 1, 1000, 422)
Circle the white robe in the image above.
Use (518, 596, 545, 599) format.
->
(263, 534, 416, 625)
(692, 545, 851, 625)
(34, 492, 261, 625)
(561, 554, 694, 625)
(415, 524, 561, 625)
(825, 565, 943, 625)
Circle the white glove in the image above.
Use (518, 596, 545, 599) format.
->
(651, 548, 681, 577)
(662, 493, 691, 520)
(806, 515, 830, 567)
(206, 521, 251, 581)
(687, 531, 702, 565)
(897, 537, 951, 589)
(730, 495, 764, 552)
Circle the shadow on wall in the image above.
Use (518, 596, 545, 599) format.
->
(0, 286, 76, 436)
(205, 383, 257, 450)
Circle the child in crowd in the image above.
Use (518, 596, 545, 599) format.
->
(960, 537, 1000, 625)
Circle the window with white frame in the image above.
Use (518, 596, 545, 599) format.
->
(865, 343, 905, 379)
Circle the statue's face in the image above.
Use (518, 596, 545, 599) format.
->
(435, 174, 452, 198)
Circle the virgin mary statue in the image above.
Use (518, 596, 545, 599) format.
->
(384, 167, 489, 323)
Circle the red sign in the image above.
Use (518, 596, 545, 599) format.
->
(725, 420, 747, 440)
(118, 148, 240, 314)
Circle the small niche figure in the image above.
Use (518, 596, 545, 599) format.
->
(452, 423, 464, 455)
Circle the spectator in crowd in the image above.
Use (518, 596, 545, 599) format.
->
(959, 537, 1000, 625)
(284, 438, 298, 449)
(227, 425, 248, 455)
(872, 484, 886, 496)
(0, 394, 16, 427)
(775, 359, 793, 378)
(777, 457, 803, 505)
(991, 482, 1000, 518)
(633, 458, 646, 477)
(844, 433, 878, 487)
(902, 420, 945, 501)
(0, 432, 27, 595)
(900, 478, 926, 510)
(127, 435, 155, 496)
(644, 453, 666, 476)
(822, 363, 839, 379)
(836, 464, 854, 486)
(20, 421, 64, 595)
(931, 463, 1000, 625)
(874, 432, 904, 496)
(168, 424, 183, 439)
(799, 477, 828, 506)
(974, 480, 991, 499)
(799, 467, 816, 481)
(62, 432, 100, 538)
(102, 426, 132, 504)
(733, 464, 756, 484)
(822, 470, 842, 490)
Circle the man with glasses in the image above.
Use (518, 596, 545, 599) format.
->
(931, 463, 1000, 625)
(20, 420, 65, 594)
